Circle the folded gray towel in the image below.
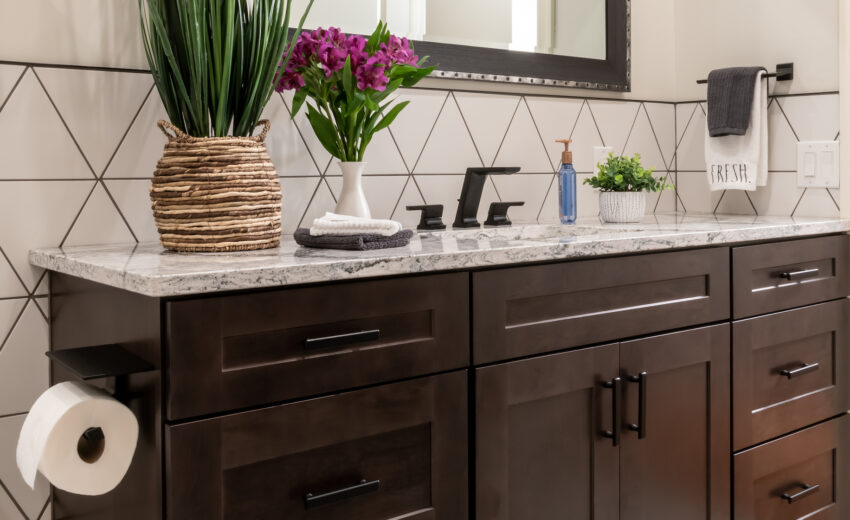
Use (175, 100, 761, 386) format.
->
(294, 228, 414, 251)
(706, 66, 766, 137)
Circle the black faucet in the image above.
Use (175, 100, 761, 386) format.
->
(453, 167, 521, 228)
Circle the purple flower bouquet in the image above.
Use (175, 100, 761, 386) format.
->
(275, 23, 434, 162)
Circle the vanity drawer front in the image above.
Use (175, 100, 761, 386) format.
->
(166, 272, 469, 420)
(733, 415, 849, 520)
(166, 371, 467, 520)
(732, 300, 849, 451)
(472, 247, 730, 363)
(732, 235, 849, 319)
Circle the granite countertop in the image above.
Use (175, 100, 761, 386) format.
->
(29, 213, 850, 298)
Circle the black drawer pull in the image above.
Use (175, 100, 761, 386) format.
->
(780, 483, 819, 504)
(627, 371, 647, 439)
(304, 479, 380, 509)
(601, 377, 622, 447)
(778, 268, 820, 281)
(304, 329, 380, 350)
(779, 362, 819, 379)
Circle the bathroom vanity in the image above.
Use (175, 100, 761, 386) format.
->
(30, 214, 850, 519)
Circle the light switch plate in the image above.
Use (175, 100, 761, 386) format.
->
(593, 146, 613, 171)
(797, 141, 839, 188)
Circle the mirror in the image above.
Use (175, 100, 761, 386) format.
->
(291, 0, 628, 90)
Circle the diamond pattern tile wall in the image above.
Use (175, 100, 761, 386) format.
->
(0, 62, 841, 516)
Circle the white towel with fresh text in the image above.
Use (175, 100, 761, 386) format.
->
(704, 70, 768, 191)
(310, 212, 402, 237)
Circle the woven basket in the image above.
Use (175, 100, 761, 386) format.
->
(150, 120, 281, 252)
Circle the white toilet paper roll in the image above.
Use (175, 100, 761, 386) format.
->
(16, 381, 139, 496)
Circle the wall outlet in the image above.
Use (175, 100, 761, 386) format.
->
(593, 146, 613, 171)
(797, 141, 839, 188)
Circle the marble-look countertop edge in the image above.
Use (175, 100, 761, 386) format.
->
(29, 218, 850, 298)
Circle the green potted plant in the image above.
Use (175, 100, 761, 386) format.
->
(138, 0, 313, 252)
(275, 23, 434, 218)
(584, 154, 671, 223)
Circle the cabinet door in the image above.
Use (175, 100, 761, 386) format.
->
(476, 343, 620, 520)
(166, 372, 467, 519)
(620, 324, 730, 520)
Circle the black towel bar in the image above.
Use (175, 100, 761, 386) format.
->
(696, 62, 793, 84)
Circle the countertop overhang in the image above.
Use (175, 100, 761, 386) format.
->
(29, 213, 850, 298)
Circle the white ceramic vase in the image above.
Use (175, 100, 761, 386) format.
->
(599, 191, 646, 223)
(334, 161, 371, 218)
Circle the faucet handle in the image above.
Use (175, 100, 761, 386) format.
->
(485, 201, 524, 227)
(406, 205, 446, 230)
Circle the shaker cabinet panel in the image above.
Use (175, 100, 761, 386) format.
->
(619, 324, 731, 520)
(166, 272, 469, 419)
(472, 247, 730, 363)
(475, 343, 620, 520)
(166, 371, 467, 520)
(733, 299, 850, 450)
(732, 234, 849, 319)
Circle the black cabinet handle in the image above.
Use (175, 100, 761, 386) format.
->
(779, 362, 819, 379)
(304, 479, 380, 509)
(778, 268, 820, 281)
(304, 329, 380, 350)
(601, 377, 622, 446)
(627, 371, 647, 439)
(780, 483, 819, 504)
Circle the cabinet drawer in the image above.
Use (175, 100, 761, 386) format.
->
(732, 235, 849, 319)
(472, 248, 730, 363)
(733, 300, 849, 450)
(166, 371, 467, 519)
(166, 273, 469, 420)
(734, 415, 849, 520)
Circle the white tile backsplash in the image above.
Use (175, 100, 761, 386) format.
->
(0, 63, 843, 514)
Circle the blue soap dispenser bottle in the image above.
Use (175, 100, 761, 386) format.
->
(556, 139, 577, 224)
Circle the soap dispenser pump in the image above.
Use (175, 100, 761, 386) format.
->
(556, 139, 577, 224)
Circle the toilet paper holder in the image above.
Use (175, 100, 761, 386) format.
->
(45, 345, 154, 396)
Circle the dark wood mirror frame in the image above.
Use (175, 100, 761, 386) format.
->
(412, 0, 629, 91)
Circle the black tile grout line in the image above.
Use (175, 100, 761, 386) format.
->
(33, 297, 48, 322)
(618, 102, 644, 157)
(712, 190, 727, 214)
(449, 91, 502, 202)
(772, 97, 801, 142)
(409, 91, 452, 174)
(0, 298, 28, 355)
(668, 102, 699, 171)
(31, 69, 99, 180)
(294, 177, 325, 230)
(99, 176, 141, 243)
(790, 187, 808, 217)
(36, 498, 49, 520)
(98, 83, 155, 179)
(0, 59, 681, 105)
(0, 411, 27, 420)
(582, 99, 609, 148)
(673, 103, 677, 211)
(278, 92, 326, 177)
(641, 102, 674, 178)
(835, 130, 840, 141)
(0, 476, 28, 519)
(387, 175, 413, 222)
(744, 191, 759, 216)
(826, 187, 841, 211)
(56, 181, 99, 248)
(0, 296, 28, 302)
(0, 65, 27, 115)
(387, 128, 427, 207)
(0, 246, 29, 299)
(322, 175, 338, 205)
(675, 90, 840, 105)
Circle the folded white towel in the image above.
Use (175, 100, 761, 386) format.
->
(704, 70, 768, 191)
(310, 212, 403, 237)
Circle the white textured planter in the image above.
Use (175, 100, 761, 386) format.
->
(334, 161, 371, 218)
(599, 191, 646, 223)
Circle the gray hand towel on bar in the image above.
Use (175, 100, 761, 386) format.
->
(706, 66, 766, 137)
(294, 228, 414, 251)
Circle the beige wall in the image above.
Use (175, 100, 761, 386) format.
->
(672, 0, 839, 101)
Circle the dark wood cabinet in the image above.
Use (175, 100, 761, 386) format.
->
(46, 233, 850, 519)
(166, 371, 468, 519)
(734, 415, 849, 520)
(476, 325, 730, 520)
(475, 343, 620, 520)
(620, 324, 730, 520)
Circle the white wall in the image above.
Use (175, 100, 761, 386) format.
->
(672, 0, 839, 101)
